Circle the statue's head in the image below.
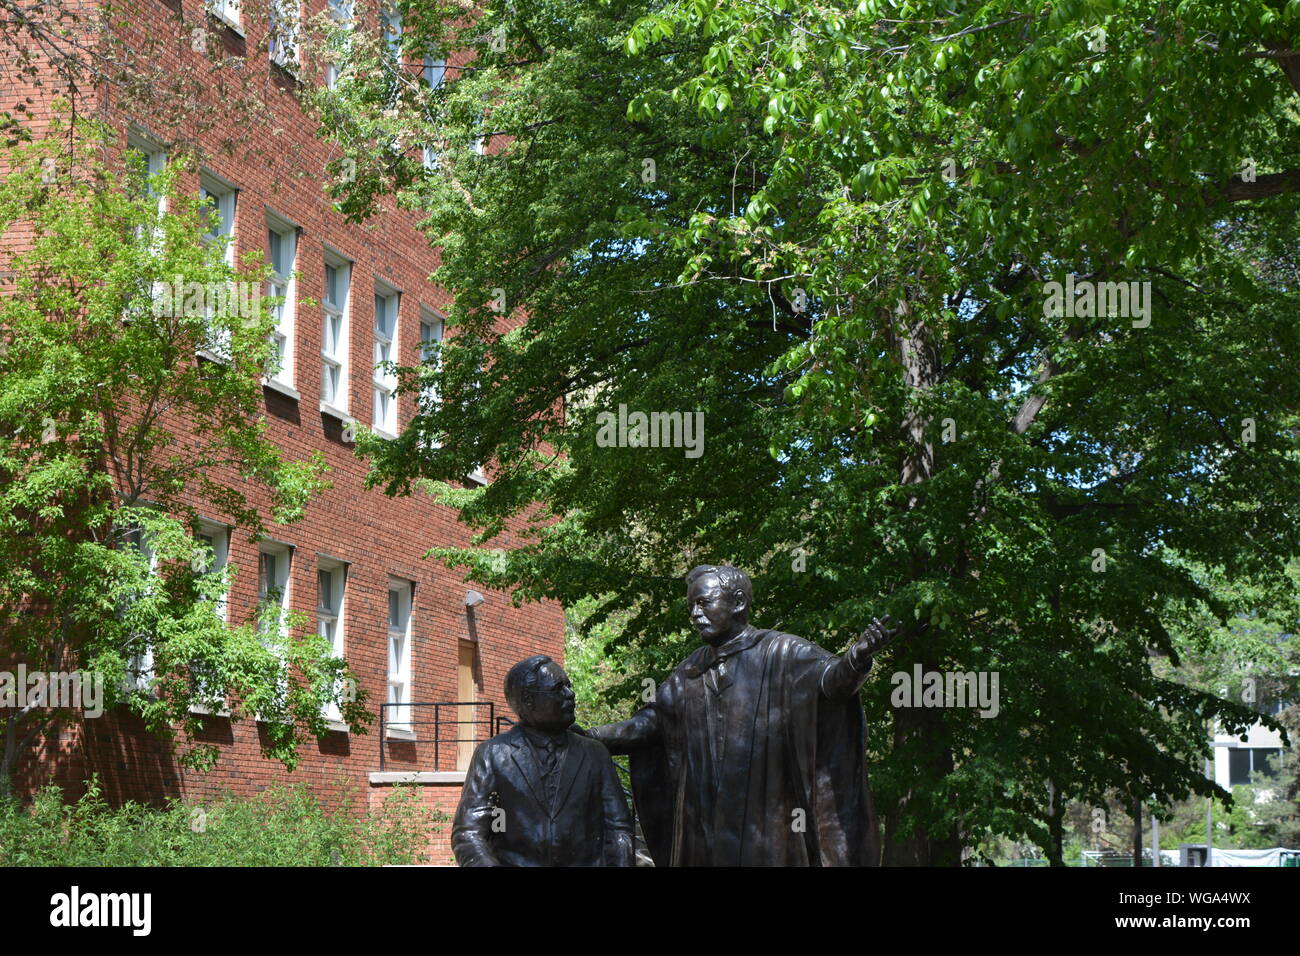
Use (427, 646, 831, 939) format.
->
(686, 564, 752, 647)
(504, 655, 575, 733)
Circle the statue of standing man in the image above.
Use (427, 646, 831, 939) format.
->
(585, 565, 897, 866)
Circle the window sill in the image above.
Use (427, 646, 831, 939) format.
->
(385, 728, 417, 741)
(372, 426, 398, 441)
(319, 401, 350, 421)
(263, 378, 301, 400)
(197, 349, 231, 365)
(207, 9, 244, 37)
(190, 703, 231, 718)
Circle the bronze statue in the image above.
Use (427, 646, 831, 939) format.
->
(452, 655, 634, 867)
(585, 564, 897, 866)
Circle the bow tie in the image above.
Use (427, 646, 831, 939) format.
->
(685, 645, 736, 678)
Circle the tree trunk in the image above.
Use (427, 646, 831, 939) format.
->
(882, 702, 962, 865)
(1046, 779, 1065, 866)
(879, 296, 962, 865)
(1132, 795, 1144, 867)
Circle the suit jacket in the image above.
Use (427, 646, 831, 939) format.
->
(452, 725, 635, 867)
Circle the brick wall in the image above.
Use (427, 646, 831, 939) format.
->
(3, 0, 561, 822)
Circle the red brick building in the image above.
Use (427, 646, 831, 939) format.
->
(4, 0, 562, 862)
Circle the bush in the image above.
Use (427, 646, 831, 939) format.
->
(0, 777, 445, 866)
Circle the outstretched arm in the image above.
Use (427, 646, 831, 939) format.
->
(821, 616, 900, 699)
(585, 704, 662, 755)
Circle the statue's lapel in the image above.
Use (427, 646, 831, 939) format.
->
(552, 737, 588, 816)
(507, 729, 547, 808)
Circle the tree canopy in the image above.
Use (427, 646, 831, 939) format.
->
(0, 115, 363, 797)
(316, 0, 1300, 862)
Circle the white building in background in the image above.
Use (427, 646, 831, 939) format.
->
(1212, 698, 1287, 793)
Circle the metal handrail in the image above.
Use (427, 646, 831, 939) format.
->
(379, 700, 495, 772)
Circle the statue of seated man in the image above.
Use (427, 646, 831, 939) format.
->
(452, 654, 634, 867)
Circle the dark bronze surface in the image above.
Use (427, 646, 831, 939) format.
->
(452, 655, 634, 866)
(587, 564, 897, 866)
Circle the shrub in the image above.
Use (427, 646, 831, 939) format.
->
(0, 777, 445, 866)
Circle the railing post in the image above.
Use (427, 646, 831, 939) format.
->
(379, 704, 385, 772)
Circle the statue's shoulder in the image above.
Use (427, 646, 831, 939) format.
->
(755, 628, 831, 659)
(480, 725, 524, 753)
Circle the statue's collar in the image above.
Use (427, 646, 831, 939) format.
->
(686, 625, 763, 676)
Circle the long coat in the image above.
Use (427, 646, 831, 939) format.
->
(618, 628, 879, 866)
(452, 725, 634, 867)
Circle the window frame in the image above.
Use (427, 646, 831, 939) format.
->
(197, 171, 239, 363)
(317, 556, 348, 724)
(255, 541, 293, 718)
(265, 213, 299, 393)
(320, 249, 352, 417)
(208, 0, 242, 31)
(372, 281, 400, 437)
(268, 0, 301, 71)
(386, 578, 414, 737)
(190, 520, 232, 715)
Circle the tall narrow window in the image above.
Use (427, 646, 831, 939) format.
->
(269, 0, 300, 69)
(208, 0, 240, 27)
(321, 254, 351, 414)
(317, 558, 347, 722)
(191, 522, 230, 713)
(387, 579, 413, 735)
(324, 0, 355, 88)
(266, 220, 297, 389)
(381, 4, 401, 60)
(372, 284, 399, 435)
(125, 132, 166, 318)
(121, 528, 158, 693)
(125, 133, 166, 215)
(257, 543, 292, 707)
(198, 174, 237, 361)
(421, 56, 446, 168)
(418, 312, 443, 410)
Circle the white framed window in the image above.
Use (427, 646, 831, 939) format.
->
(125, 131, 167, 319)
(257, 542, 293, 706)
(416, 311, 443, 448)
(317, 557, 347, 723)
(386, 578, 413, 735)
(268, 0, 300, 69)
(372, 283, 399, 436)
(121, 527, 159, 693)
(418, 311, 443, 409)
(125, 131, 166, 215)
(321, 252, 351, 415)
(265, 217, 297, 391)
(381, 4, 401, 61)
(324, 0, 355, 88)
(194, 520, 231, 622)
(257, 544, 292, 636)
(421, 56, 446, 168)
(190, 521, 231, 714)
(198, 173, 237, 362)
(208, 0, 240, 29)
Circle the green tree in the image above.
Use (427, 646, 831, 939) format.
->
(0, 114, 363, 799)
(315, 0, 1300, 863)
